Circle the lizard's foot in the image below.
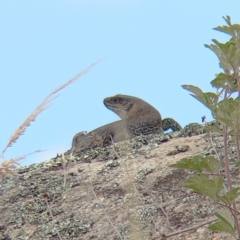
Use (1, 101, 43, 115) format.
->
(162, 118, 182, 132)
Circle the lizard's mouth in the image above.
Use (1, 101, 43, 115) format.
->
(103, 101, 129, 119)
(103, 99, 121, 111)
(103, 100, 113, 111)
(104, 104, 115, 113)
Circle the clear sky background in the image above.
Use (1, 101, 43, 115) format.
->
(1, 0, 240, 166)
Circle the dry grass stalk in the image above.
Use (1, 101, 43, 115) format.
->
(1, 60, 101, 158)
(0, 60, 101, 175)
(62, 152, 70, 189)
(0, 159, 20, 175)
(43, 196, 63, 240)
(87, 163, 123, 240)
(0, 150, 42, 176)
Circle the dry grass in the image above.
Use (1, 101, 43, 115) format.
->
(0, 60, 101, 176)
(0, 150, 43, 175)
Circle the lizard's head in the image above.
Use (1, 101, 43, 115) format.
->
(103, 94, 161, 119)
(103, 94, 133, 119)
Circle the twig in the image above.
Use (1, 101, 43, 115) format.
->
(163, 218, 218, 238)
(222, 86, 240, 237)
(159, 198, 174, 231)
(217, 201, 240, 215)
(209, 131, 221, 162)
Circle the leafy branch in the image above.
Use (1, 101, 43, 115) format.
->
(171, 16, 240, 239)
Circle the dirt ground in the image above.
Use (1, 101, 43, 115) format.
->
(1, 132, 239, 240)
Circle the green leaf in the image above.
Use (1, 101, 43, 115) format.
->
(216, 208, 235, 229)
(220, 187, 240, 205)
(182, 85, 218, 112)
(223, 15, 232, 26)
(214, 16, 240, 42)
(205, 43, 222, 59)
(183, 175, 224, 201)
(213, 25, 233, 36)
(201, 157, 222, 174)
(209, 220, 235, 237)
(232, 24, 240, 31)
(209, 208, 235, 236)
(210, 73, 237, 91)
(169, 156, 203, 173)
(215, 117, 233, 128)
(215, 98, 235, 125)
(213, 16, 233, 36)
(215, 98, 240, 131)
(205, 38, 239, 71)
(213, 40, 235, 71)
(170, 156, 222, 174)
(205, 42, 231, 71)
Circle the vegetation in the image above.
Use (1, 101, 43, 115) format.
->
(171, 16, 240, 239)
(0, 60, 101, 176)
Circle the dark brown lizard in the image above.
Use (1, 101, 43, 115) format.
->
(72, 94, 181, 153)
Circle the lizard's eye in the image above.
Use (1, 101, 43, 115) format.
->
(112, 98, 118, 103)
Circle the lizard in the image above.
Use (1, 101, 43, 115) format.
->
(72, 94, 182, 153)
(103, 94, 182, 132)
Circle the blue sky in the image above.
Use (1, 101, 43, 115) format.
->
(0, 0, 239, 166)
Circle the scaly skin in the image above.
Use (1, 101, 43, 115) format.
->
(103, 94, 161, 119)
(162, 118, 182, 132)
(72, 94, 181, 153)
(104, 94, 182, 131)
